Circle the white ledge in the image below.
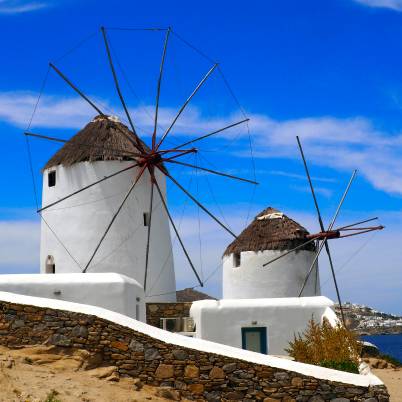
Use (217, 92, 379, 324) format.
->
(0, 291, 383, 387)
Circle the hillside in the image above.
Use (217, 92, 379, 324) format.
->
(335, 302, 402, 335)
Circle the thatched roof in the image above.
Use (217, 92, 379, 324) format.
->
(223, 207, 315, 256)
(43, 115, 148, 170)
(176, 288, 217, 302)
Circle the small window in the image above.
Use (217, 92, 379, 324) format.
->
(48, 171, 56, 187)
(233, 252, 241, 268)
(143, 212, 150, 227)
(45, 255, 55, 274)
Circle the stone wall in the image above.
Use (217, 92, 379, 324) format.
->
(146, 302, 192, 328)
(0, 299, 389, 402)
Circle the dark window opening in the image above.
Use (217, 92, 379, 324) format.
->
(48, 171, 56, 187)
(233, 252, 241, 268)
(46, 255, 55, 274)
(143, 212, 150, 227)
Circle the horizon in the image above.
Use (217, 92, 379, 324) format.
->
(0, 0, 401, 315)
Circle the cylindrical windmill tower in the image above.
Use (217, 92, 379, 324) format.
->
(40, 115, 176, 302)
(222, 207, 320, 299)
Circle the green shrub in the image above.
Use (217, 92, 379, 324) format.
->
(286, 318, 362, 373)
(319, 359, 360, 373)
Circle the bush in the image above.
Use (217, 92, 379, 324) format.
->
(286, 318, 362, 373)
(319, 359, 360, 374)
(379, 353, 402, 367)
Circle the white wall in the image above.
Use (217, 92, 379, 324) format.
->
(0, 273, 145, 321)
(223, 250, 320, 299)
(190, 296, 336, 356)
(40, 161, 176, 302)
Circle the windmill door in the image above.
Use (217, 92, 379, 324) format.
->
(241, 327, 267, 354)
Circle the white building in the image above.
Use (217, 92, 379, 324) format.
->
(190, 207, 335, 356)
(40, 115, 176, 303)
(0, 115, 179, 321)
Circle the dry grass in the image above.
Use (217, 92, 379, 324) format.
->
(286, 319, 362, 372)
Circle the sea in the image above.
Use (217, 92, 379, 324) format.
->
(362, 334, 402, 362)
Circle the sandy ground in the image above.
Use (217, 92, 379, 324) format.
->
(372, 368, 402, 402)
(0, 345, 179, 402)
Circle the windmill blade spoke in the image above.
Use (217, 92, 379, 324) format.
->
(323, 241, 346, 326)
(49, 62, 144, 154)
(101, 27, 144, 153)
(156, 63, 218, 150)
(39, 162, 140, 213)
(164, 159, 258, 185)
(336, 217, 378, 231)
(262, 237, 317, 267)
(153, 174, 203, 287)
(172, 118, 250, 150)
(161, 148, 197, 162)
(153, 27, 171, 149)
(298, 239, 326, 297)
(296, 136, 326, 231)
(163, 170, 237, 238)
(49, 62, 104, 115)
(25, 132, 140, 158)
(143, 177, 155, 291)
(327, 170, 357, 231)
(339, 226, 384, 238)
(82, 165, 147, 273)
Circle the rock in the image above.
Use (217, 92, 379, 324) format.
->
(110, 341, 129, 351)
(209, 366, 225, 379)
(362, 399, 377, 402)
(106, 372, 120, 382)
(225, 391, 244, 400)
(155, 388, 181, 400)
(71, 325, 88, 338)
(172, 349, 188, 361)
(330, 399, 350, 402)
(309, 397, 325, 402)
(223, 362, 237, 373)
(11, 320, 25, 329)
(274, 372, 289, 381)
(264, 399, 279, 402)
(188, 383, 204, 394)
(155, 364, 174, 379)
(291, 377, 303, 387)
(184, 365, 199, 378)
(88, 366, 117, 379)
(111, 353, 126, 360)
(129, 339, 144, 352)
(50, 334, 71, 347)
(145, 348, 161, 361)
(133, 378, 144, 390)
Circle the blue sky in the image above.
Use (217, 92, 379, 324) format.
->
(0, 0, 401, 314)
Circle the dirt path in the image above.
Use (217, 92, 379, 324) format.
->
(372, 368, 402, 402)
(0, 345, 179, 402)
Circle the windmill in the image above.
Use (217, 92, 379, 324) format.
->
(263, 136, 384, 326)
(24, 26, 257, 296)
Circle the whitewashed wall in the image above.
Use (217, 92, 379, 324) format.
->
(223, 250, 320, 299)
(190, 296, 337, 356)
(0, 273, 145, 321)
(40, 161, 176, 302)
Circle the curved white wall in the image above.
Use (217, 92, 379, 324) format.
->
(190, 296, 336, 356)
(223, 250, 320, 299)
(40, 161, 176, 302)
(0, 273, 146, 321)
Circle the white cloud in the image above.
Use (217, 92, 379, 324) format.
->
(2, 91, 402, 196)
(0, 0, 47, 14)
(353, 0, 402, 11)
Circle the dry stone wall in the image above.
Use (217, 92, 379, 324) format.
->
(0, 300, 389, 402)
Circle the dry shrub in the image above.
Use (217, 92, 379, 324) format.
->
(286, 318, 362, 372)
